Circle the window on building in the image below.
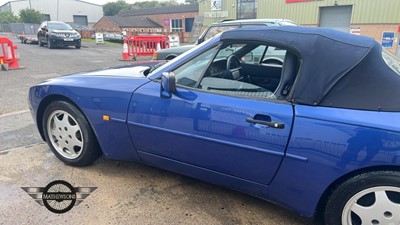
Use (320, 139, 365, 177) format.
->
(43, 14, 51, 21)
(185, 18, 195, 32)
(237, 0, 258, 19)
(170, 19, 183, 32)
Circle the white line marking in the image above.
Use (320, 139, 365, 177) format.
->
(0, 109, 30, 118)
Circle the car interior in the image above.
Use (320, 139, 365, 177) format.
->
(174, 41, 300, 100)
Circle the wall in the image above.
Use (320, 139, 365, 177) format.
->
(353, 24, 399, 54)
(8, 0, 103, 24)
(135, 12, 198, 43)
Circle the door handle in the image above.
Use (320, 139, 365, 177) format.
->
(246, 117, 285, 129)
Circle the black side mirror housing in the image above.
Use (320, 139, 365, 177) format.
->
(160, 72, 176, 98)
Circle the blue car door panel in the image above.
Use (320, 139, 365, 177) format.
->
(127, 82, 294, 185)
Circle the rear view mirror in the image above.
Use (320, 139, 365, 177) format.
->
(160, 72, 176, 98)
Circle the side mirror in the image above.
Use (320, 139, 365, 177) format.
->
(160, 72, 176, 98)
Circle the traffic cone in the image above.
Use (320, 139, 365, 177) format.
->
(121, 38, 130, 61)
(7, 45, 22, 70)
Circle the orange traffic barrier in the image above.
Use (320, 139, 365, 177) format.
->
(0, 36, 23, 70)
(127, 35, 169, 60)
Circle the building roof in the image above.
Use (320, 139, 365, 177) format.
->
(105, 16, 162, 28)
(118, 3, 199, 17)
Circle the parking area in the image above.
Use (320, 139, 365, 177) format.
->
(0, 35, 306, 225)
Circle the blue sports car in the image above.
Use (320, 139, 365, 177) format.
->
(29, 26, 400, 225)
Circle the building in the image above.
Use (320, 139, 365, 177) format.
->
(94, 16, 163, 33)
(94, 3, 199, 43)
(199, 0, 400, 54)
(0, 0, 103, 28)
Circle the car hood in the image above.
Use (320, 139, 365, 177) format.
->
(81, 65, 150, 77)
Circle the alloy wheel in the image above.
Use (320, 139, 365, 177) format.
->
(46, 110, 84, 159)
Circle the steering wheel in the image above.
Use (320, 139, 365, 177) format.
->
(261, 57, 283, 65)
(226, 55, 242, 80)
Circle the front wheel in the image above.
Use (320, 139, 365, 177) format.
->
(43, 101, 101, 167)
(324, 171, 400, 225)
(47, 38, 53, 49)
(38, 37, 44, 46)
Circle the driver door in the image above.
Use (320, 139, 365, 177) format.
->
(127, 43, 294, 185)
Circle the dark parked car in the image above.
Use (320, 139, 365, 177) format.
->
(29, 26, 400, 225)
(152, 18, 296, 60)
(37, 21, 81, 49)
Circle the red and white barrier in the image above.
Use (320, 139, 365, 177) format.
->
(120, 35, 170, 61)
(0, 36, 23, 70)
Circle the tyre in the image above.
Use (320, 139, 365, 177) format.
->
(38, 37, 44, 46)
(324, 171, 400, 225)
(47, 38, 53, 49)
(75, 42, 81, 49)
(43, 101, 101, 167)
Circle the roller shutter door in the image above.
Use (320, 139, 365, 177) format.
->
(319, 6, 352, 33)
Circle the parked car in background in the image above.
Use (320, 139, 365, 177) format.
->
(152, 18, 296, 60)
(37, 21, 81, 49)
(103, 33, 124, 43)
(29, 26, 400, 225)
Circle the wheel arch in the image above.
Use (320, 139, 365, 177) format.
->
(36, 94, 99, 147)
(314, 165, 400, 223)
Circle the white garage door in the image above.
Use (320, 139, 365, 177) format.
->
(319, 6, 352, 33)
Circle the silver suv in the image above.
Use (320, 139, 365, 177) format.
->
(152, 19, 296, 60)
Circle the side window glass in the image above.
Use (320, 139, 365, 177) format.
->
(173, 46, 219, 88)
(261, 46, 286, 65)
(198, 42, 299, 100)
(203, 26, 238, 41)
(241, 45, 267, 63)
(199, 43, 277, 99)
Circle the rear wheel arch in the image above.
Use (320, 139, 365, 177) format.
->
(314, 166, 400, 224)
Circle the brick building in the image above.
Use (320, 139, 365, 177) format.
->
(94, 3, 199, 43)
(93, 16, 163, 33)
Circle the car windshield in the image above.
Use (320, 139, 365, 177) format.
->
(382, 49, 400, 76)
(48, 23, 73, 30)
(148, 34, 221, 79)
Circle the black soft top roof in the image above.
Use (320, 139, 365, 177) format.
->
(220, 26, 400, 111)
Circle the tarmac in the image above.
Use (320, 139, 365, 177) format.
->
(0, 143, 306, 225)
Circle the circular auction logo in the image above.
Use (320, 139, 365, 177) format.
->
(42, 180, 76, 214)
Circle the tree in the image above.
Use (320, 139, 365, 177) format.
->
(132, 1, 178, 9)
(0, 11, 19, 24)
(103, 0, 131, 16)
(19, 8, 43, 23)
